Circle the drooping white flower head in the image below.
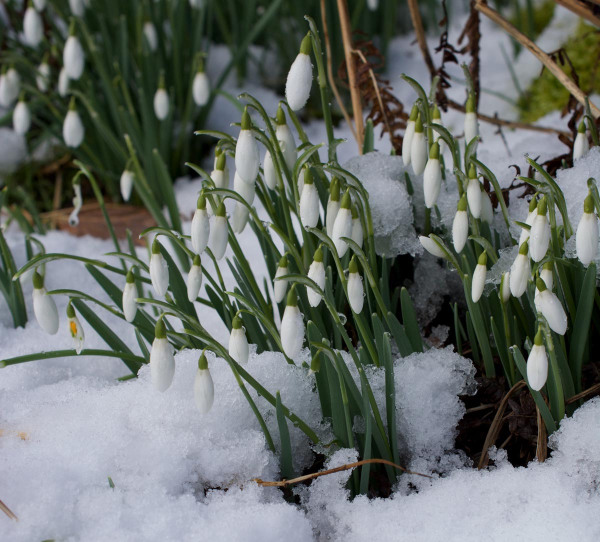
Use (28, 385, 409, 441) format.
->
(235, 108, 260, 183)
(299, 167, 320, 229)
(150, 239, 169, 297)
(63, 98, 85, 148)
(471, 252, 487, 303)
(423, 142, 442, 208)
(534, 278, 567, 335)
(32, 271, 59, 335)
(285, 34, 313, 111)
(466, 163, 482, 219)
(431, 104, 445, 152)
(229, 315, 249, 365)
(307, 245, 325, 308)
(232, 171, 255, 233)
(519, 197, 537, 246)
(263, 150, 277, 190)
(13, 97, 31, 136)
(153, 76, 169, 121)
(63, 22, 85, 80)
(573, 121, 589, 162)
(187, 254, 203, 302)
(143, 21, 158, 52)
(273, 254, 289, 304)
(326, 177, 341, 238)
(122, 269, 137, 323)
(402, 104, 418, 166)
(58, 67, 70, 97)
(209, 202, 228, 260)
(36, 59, 50, 92)
(332, 189, 353, 257)
(527, 329, 548, 391)
(213, 147, 230, 184)
(275, 105, 297, 172)
(576, 193, 599, 266)
(69, 0, 86, 17)
(194, 352, 214, 413)
(419, 235, 445, 258)
(24, 5, 44, 48)
(280, 287, 304, 359)
(347, 256, 364, 314)
(452, 194, 469, 253)
(481, 190, 494, 224)
(66, 302, 85, 354)
(529, 196, 550, 262)
(351, 205, 363, 248)
(191, 194, 210, 254)
(192, 64, 210, 106)
(0, 67, 21, 107)
(116, 169, 133, 203)
(509, 240, 530, 298)
(410, 113, 427, 175)
(464, 93, 478, 146)
(211, 151, 228, 189)
(150, 318, 175, 392)
(500, 271, 511, 304)
(534, 261, 554, 303)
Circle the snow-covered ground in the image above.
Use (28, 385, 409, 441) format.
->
(3, 5, 600, 541)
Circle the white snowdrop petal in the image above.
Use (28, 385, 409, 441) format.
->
(0, 69, 20, 107)
(536, 290, 568, 335)
(13, 102, 31, 135)
(229, 328, 249, 365)
(150, 338, 175, 392)
(58, 68, 70, 97)
(36, 62, 50, 92)
(285, 53, 312, 111)
(351, 218, 363, 248)
(69, 0, 85, 16)
(527, 344, 548, 391)
(63, 110, 85, 148)
(576, 212, 599, 266)
(307, 261, 325, 307)
(573, 132, 589, 161)
(150, 252, 169, 296)
(235, 130, 260, 183)
(153, 88, 169, 120)
(471, 264, 486, 303)
(280, 305, 304, 359)
(423, 158, 441, 208)
(33, 288, 59, 335)
(419, 235, 445, 258)
(143, 22, 158, 51)
(509, 254, 530, 298)
(410, 132, 427, 175)
(263, 150, 277, 190)
(529, 215, 550, 262)
(464, 112, 478, 145)
(64, 36, 85, 80)
(326, 199, 340, 238)
(194, 369, 214, 413)
(186, 265, 203, 302)
(120, 170, 134, 202)
(193, 71, 210, 106)
(466, 178, 482, 219)
(191, 208, 210, 254)
(209, 215, 228, 260)
(122, 282, 137, 323)
(273, 266, 288, 304)
(68, 316, 85, 354)
(24, 7, 44, 47)
(300, 183, 320, 229)
(402, 121, 415, 166)
(332, 208, 352, 257)
(452, 210, 468, 253)
(348, 272, 364, 313)
(481, 191, 494, 224)
(276, 124, 297, 171)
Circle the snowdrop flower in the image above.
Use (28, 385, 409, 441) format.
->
(481, 190, 494, 224)
(347, 256, 364, 313)
(535, 262, 554, 303)
(13, 96, 31, 135)
(471, 252, 487, 303)
(275, 105, 297, 171)
(464, 93, 478, 146)
(300, 168, 320, 229)
(402, 104, 418, 166)
(68, 177, 82, 226)
(194, 352, 214, 413)
(235, 108, 260, 183)
(534, 278, 567, 335)
(232, 171, 255, 233)
(34, 0, 47, 10)
(509, 240, 530, 298)
(432, 104, 444, 147)
(367, 0, 378, 10)
(143, 21, 158, 51)
(122, 269, 137, 322)
(573, 121, 589, 162)
(150, 239, 169, 297)
(120, 169, 134, 202)
(307, 245, 325, 307)
(332, 189, 352, 257)
(32, 271, 59, 335)
(229, 315, 249, 365)
(191, 194, 210, 254)
(452, 195, 469, 253)
(527, 328, 548, 391)
(63, 21, 84, 80)
(410, 113, 427, 175)
(209, 202, 228, 260)
(519, 197, 537, 246)
(285, 34, 312, 111)
(66, 302, 84, 354)
(326, 177, 341, 237)
(36, 58, 50, 92)
(24, 4, 44, 48)
(419, 235, 445, 258)
(153, 77, 169, 121)
(192, 64, 210, 106)
(0, 67, 20, 107)
(187, 254, 203, 302)
(58, 67, 70, 97)
(213, 147, 230, 182)
(529, 196, 550, 262)
(500, 271, 511, 304)
(63, 98, 84, 148)
(150, 317, 175, 392)
(280, 287, 304, 359)
(273, 254, 289, 304)
(351, 205, 363, 248)
(263, 150, 277, 190)
(69, 0, 86, 16)
(423, 142, 441, 208)
(211, 151, 228, 189)
(466, 164, 482, 219)
(576, 193, 598, 266)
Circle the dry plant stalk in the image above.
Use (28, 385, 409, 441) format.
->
(555, 0, 600, 27)
(0, 498, 18, 521)
(536, 406, 548, 462)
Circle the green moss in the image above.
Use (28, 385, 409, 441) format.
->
(518, 21, 600, 122)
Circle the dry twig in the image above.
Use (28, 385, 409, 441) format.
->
(0, 498, 18, 521)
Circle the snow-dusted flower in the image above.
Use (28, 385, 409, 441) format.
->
(466, 163, 482, 219)
(66, 302, 84, 354)
(153, 80, 169, 121)
(150, 239, 169, 296)
(519, 197, 537, 246)
(351, 206, 363, 248)
(347, 256, 364, 313)
(143, 21, 158, 51)
(235, 108, 260, 183)
(402, 104, 418, 166)
(471, 252, 487, 303)
(509, 240, 530, 298)
(24, 5, 44, 47)
(13, 97, 31, 135)
(332, 189, 352, 257)
(275, 105, 297, 171)
(32, 271, 59, 335)
(576, 193, 598, 266)
(36, 59, 50, 92)
(150, 318, 175, 392)
(452, 195, 469, 253)
(211, 151, 228, 189)
(307, 245, 325, 307)
(280, 287, 304, 359)
(58, 67, 70, 97)
(299, 168, 320, 229)
(122, 269, 137, 322)
(464, 93, 478, 145)
(527, 328, 548, 391)
(34, 0, 47, 10)
(481, 190, 493, 224)
(192, 66, 210, 106)
(263, 150, 277, 190)
(194, 352, 214, 413)
(63, 98, 84, 148)
(232, 171, 255, 233)
(209, 202, 228, 260)
(529, 196, 550, 262)
(285, 34, 312, 111)
(534, 278, 567, 335)
(573, 121, 589, 162)
(191, 194, 210, 254)
(0, 67, 20, 107)
(120, 169, 134, 202)
(63, 22, 84, 80)
(326, 177, 341, 238)
(69, 0, 86, 16)
(410, 113, 427, 175)
(419, 235, 445, 258)
(423, 142, 441, 208)
(229, 315, 249, 365)
(187, 254, 203, 302)
(273, 254, 289, 304)
(500, 271, 511, 304)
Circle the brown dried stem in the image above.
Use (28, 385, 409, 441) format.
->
(406, 0, 436, 75)
(536, 406, 548, 462)
(555, 0, 600, 27)
(0, 498, 18, 521)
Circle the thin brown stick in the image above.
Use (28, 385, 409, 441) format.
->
(474, 0, 600, 117)
(253, 458, 432, 487)
(0, 498, 18, 521)
(406, 0, 436, 76)
(555, 0, 600, 27)
(566, 382, 600, 404)
(320, 0, 356, 140)
(536, 405, 548, 462)
(336, 0, 364, 152)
